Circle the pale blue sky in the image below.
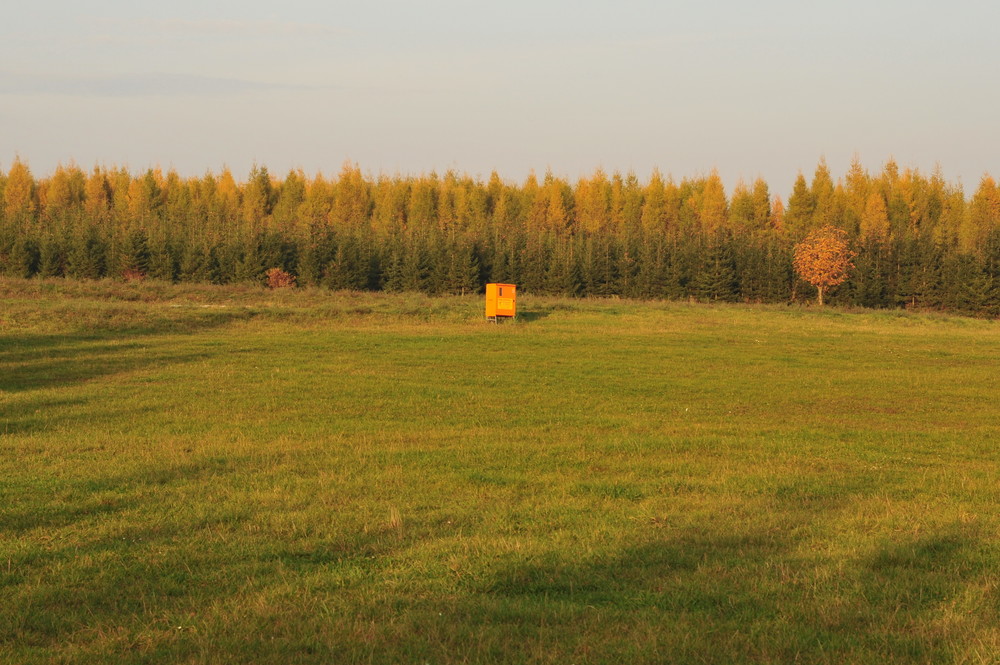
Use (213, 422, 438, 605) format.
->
(2, 0, 998, 195)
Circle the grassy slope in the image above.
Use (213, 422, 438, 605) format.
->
(2, 279, 999, 664)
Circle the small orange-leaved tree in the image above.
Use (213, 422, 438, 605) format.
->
(793, 226, 856, 306)
(266, 267, 296, 289)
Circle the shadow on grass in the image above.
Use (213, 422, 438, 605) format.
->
(0, 492, 130, 535)
(483, 528, 794, 607)
(2, 487, 991, 663)
(515, 309, 552, 323)
(0, 397, 85, 435)
(1, 461, 401, 658)
(0, 451, 253, 536)
(463, 525, 989, 663)
(0, 309, 249, 394)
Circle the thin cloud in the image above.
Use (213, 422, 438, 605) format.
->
(97, 17, 346, 40)
(0, 71, 320, 98)
(165, 18, 343, 38)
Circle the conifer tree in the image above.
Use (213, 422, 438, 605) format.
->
(619, 234, 645, 298)
(215, 168, 242, 232)
(333, 162, 372, 229)
(922, 166, 948, 239)
(297, 230, 334, 287)
(3, 157, 36, 223)
(894, 235, 940, 309)
(161, 169, 192, 226)
(576, 169, 610, 234)
(661, 242, 690, 300)
(859, 192, 890, 242)
(436, 171, 458, 234)
(146, 236, 177, 281)
(963, 175, 1000, 254)
(118, 229, 151, 278)
(898, 169, 929, 235)
(770, 196, 785, 234)
(850, 236, 890, 308)
(935, 187, 966, 247)
(843, 157, 870, 232)
(393, 236, 432, 292)
(233, 237, 264, 284)
(534, 173, 571, 233)
(242, 165, 274, 228)
(127, 170, 161, 225)
(635, 232, 668, 298)
(323, 234, 367, 291)
(296, 173, 331, 232)
(372, 175, 409, 236)
(964, 272, 999, 317)
(108, 168, 132, 226)
(732, 235, 768, 302)
(519, 231, 551, 293)
(810, 158, 837, 229)
(640, 169, 668, 234)
(581, 233, 619, 296)
(545, 234, 583, 297)
(37, 233, 67, 278)
(751, 179, 772, 234)
(40, 164, 80, 221)
(178, 242, 212, 283)
(440, 240, 481, 295)
(698, 170, 728, 235)
(66, 226, 107, 279)
(613, 171, 644, 238)
(783, 173, 814, 239)
(693, 238, 737, 302)
(728, 181, 755, 231)
(272, 169, 306, 232)
(84, 167, 112, 223)
(9, 235, 40, 277)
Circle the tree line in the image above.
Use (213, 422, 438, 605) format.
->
(1, 157, 998, 316)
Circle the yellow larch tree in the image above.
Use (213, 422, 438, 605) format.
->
(640, 168, 667, 234)
(84, 167, 112, 223)
(859, 192, 890, 242)
(542, 173, 571, 232)
(751, 178, 772, 234)
(728, 180, 754, 231)
(770, 196, 785, 234)
(963, 175, 1000, 253)
(333, 162, 371, 230)
(39, 163, 84, 220)
(4, 157, 36, 221)
(698, 169, 727, 235)
(843, 156, 870, 224)
(810, 158, 837, 229)
(575, 168, 610, 234)
(215, 167, 241, 228)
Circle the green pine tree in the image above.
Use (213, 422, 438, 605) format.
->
(9, 235, 40, 277)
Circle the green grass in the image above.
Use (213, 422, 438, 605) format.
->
(2, 278, 999, 664)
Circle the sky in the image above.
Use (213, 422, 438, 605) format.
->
(2, 0, 999, 197)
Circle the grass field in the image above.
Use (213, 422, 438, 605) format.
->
(2, 278, 999, 664)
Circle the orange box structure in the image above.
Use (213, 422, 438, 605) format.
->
(485, 283, 516, 322)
